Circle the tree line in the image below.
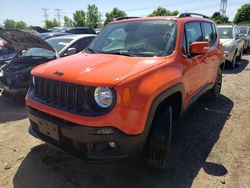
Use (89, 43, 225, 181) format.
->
(2, 3, 250, 30)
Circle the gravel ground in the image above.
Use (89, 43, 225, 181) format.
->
(0, 54, 250, 188)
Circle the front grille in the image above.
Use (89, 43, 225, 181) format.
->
(33, 76, 86, 112)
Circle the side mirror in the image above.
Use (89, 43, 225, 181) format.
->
(64, 47, 76, 56)
(190, 41, 209, 55)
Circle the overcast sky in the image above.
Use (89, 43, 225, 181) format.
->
(0, 0, 248, 26)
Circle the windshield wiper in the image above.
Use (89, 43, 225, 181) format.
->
(100, 51, 137, 57)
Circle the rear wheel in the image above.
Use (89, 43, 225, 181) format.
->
(207, 68, 222, 100)
(146, 104, 172, 168)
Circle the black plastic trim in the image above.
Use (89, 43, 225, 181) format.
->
(27, 106, 145, 162)
(141, 83, 185, 144)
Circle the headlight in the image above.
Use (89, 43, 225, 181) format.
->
(94, 87, 113, 108)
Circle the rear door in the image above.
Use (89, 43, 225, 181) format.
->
(201, 21, 219, 83)
(182, 21, 208, 99)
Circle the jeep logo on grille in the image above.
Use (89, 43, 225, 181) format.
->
(53, 71, 64, 77)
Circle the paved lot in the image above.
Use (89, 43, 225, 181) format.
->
(0, 54, 250, 188)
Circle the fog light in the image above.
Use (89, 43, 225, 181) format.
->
(108, 142, 116, 148)
(96, 128, 114, 135)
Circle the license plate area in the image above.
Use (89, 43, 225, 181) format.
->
(38, 119, 60, 141)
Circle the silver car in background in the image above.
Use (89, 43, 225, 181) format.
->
(238, 25, 250, 52)
(217, 25, 245, 69)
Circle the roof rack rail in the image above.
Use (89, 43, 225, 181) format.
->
(115, 17, 140, 21)
(177, 13, 210, 19)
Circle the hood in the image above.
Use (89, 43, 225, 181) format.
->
(220, 39, 234, 46)
(32, 53, 167, 87)
(0, 29, 55, 53)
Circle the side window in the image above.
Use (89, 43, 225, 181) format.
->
(70, 38, 93, 53)
(202, 22, 213, 46)
(211, 23, 218, 45)
(184, 22, 203, 53)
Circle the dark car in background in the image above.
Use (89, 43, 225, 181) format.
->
(33, 26, 96, 35)
(0, 29, 95, 99)
(51, 27, 96, 34)
(37, 32, 71, 40)
(238, 25, 250, 52)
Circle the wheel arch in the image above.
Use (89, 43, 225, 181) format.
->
(142, 83, 185, 139)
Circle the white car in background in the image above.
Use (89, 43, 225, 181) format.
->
(217, 25, 245, 69)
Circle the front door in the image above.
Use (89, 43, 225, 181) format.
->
(182, 21, 208, 100)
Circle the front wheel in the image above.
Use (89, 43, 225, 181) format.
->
(207, 68, 222, 100)
(146, 104, 172, 168)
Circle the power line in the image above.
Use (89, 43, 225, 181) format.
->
(220, 0, 227, 16)
(41, 8, 49, 24)
(55, 9, 62, 24)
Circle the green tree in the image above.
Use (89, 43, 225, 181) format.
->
(73, 10, 86, 27)
(16, 21, 28, 29)
(211, 12, 229, 24)
(234, 3, 250, 24)
(148, 7, 179, 16)
(63, 16, 74, 27)
(104, 7, 127, 26)
(4, 19, 16, 28)
(45, 19, 60, 29)
(86, 4, 102, 28)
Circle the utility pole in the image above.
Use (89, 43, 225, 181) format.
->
(55, 9, 62, 25)
(41, 8, 49, 23)
(220, 0, 227, 16)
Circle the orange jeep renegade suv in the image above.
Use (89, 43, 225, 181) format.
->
(26, 13, 225, 168)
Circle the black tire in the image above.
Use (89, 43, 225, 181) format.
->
(207, 68, 222, 100)
(146, 104, 172, 168)
(229, 52, 237, 69)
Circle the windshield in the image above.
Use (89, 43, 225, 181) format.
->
(23, 38, 73, 59)
(87, 20, 177, 57)
(217, 27, 233, 39)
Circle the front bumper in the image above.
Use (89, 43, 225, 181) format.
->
(27, 106, 146, 162)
